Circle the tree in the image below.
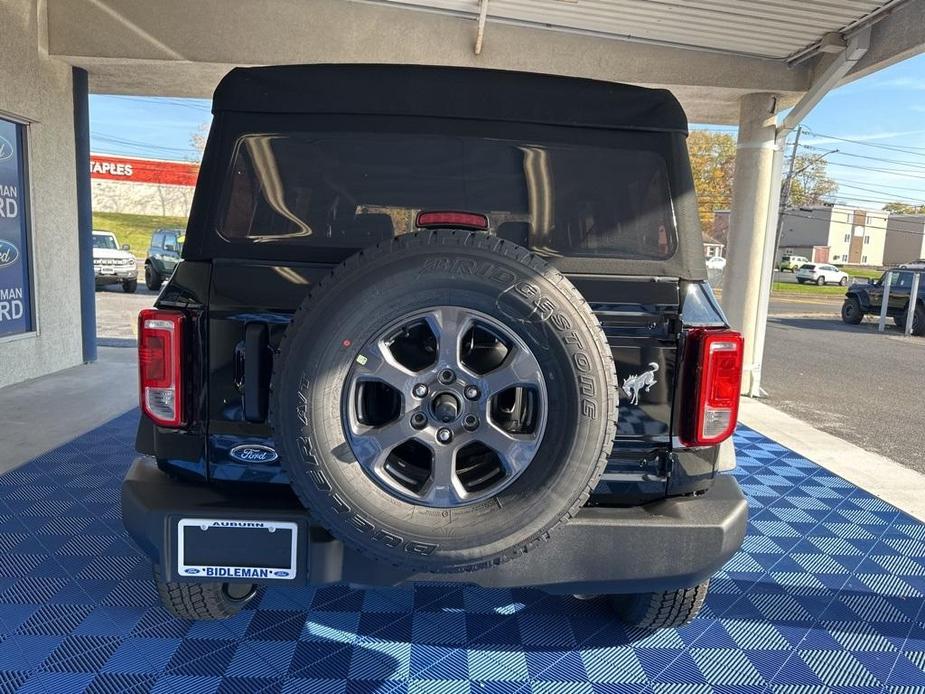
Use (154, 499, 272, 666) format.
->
(687, 131, 736, 234)
(882, 201, 925, 215)
(786, 154, 838, 207)
(688, 132, 843, 238)
(190, 122, 209, 157)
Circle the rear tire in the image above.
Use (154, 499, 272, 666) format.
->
(611, 581, 709, 630)
(841, 297, 863, 325)
(153, 564, 257, 620)
(911, 304, 925, 336)
(816, 276, 825, 286)
(145, 264, 162, 290)
(839, 276, 848, 287)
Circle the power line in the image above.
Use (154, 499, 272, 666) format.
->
(104, 95, 211, 113)
(698, 196, 925, 221)
(824, 161, 925, 181)
(832, 181, 925, 202)
(778, 210, 925, 237)
(802, 128, 925, 157)
(802, 145, 925, 171)
(90, 133, 200, 158)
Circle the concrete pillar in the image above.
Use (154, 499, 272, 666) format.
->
(73, 67, 97, 364)
(720, 93, 782, 395)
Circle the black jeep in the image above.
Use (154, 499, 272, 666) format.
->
(144, 228, 184, 290)
(122, 65, 747, 629)
(841, 268, 925, 334)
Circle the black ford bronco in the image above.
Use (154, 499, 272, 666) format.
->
(123, 65, 747, 629)
(841, 268, 924, 335)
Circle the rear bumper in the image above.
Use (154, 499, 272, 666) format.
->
(122, 456, 747, 595)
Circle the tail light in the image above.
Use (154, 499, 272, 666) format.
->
(682, 329, 743, 446)
(138, 309, 185, 427)
(416, 211, 488, 230)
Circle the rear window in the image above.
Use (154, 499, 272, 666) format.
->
(801, 264, 815, 270)
(219, 132, 677, 261)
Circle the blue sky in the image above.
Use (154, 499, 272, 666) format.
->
(89, 52, 925, 210)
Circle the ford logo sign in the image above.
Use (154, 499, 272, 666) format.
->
(0, 136, 12, 162)
(0, 240, 19, 268)
(230, 444, 279, 464)
(184, 568, 201, 575)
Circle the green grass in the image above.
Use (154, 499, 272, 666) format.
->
(772, 281, 850, 296)
(835, 266, 884, 280)
(92, 212, 188, 258)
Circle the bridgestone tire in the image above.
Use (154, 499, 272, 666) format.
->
(270, 231, 618, 573)
(153, 565, 257, 620)
(611, 581, 710, 629)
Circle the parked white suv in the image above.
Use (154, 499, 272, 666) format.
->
(796, 263, 849, 286)
(93, 230, 137, 293)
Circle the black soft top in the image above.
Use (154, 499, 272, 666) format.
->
(213, 64, 688, 134)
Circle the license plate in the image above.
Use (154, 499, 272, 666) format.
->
(177, 518, 298, 580)
(101, 268, 115, 275)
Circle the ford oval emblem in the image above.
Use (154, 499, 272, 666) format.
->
(184, 568, 200, 575)
(229, 444, 279, 464)
(0, 136, 13, 162)
(0, 240, 19, 268)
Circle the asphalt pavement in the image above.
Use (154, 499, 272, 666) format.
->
(763, 294, 925, 473)
(94, 275, 157, 342)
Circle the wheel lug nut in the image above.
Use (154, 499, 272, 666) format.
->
(463, 415, 479, 431)
(412, 383, 428, 398)
(411, 412, 427, 429)
(464, 385, 480, 400)
(438, 369, 455, 385)
(436, 427, 453, 444)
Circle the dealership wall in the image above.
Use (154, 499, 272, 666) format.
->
(0, 0, 83, 388)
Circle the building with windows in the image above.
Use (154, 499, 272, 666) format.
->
(883, 214, 925, 266)
(779, 205, 888, 267)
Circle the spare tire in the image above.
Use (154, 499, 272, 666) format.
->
(270, 231, 617, 572)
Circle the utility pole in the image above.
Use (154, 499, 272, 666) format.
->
(772, 125, 802, 270)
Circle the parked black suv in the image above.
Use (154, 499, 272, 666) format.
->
(842, 268, 925, 334)
(122, 65, 747, 629)
(144, 228, 183, 290)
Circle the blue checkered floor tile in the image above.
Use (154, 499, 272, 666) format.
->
(0, 411, 924, 693)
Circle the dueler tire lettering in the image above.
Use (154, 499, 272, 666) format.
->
(270, 231, 617, 573)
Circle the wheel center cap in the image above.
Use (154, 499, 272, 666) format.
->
(432, 392, 461, 423)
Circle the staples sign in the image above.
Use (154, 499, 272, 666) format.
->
(90, 159, 134, 178)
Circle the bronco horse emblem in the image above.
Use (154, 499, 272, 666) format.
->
(621, 362, 659, 406)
